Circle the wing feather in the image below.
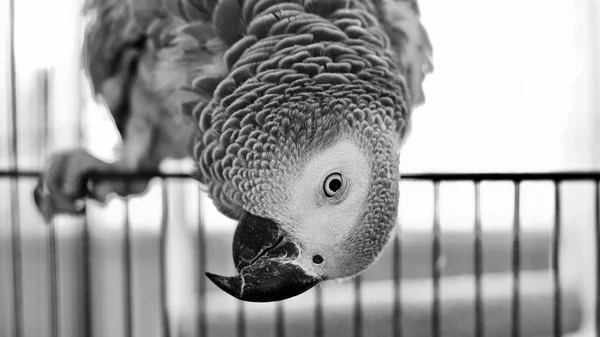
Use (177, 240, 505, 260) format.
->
(82, 0, 220, 135)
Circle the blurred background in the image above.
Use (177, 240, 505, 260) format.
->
(0, 0, 599, 337)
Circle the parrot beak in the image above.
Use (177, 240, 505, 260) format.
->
(206, 212, 320, 302)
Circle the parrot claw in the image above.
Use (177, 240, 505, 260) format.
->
(34, 149, 154, 223)
(33, 149, 106, 223)
(33, 180, 86, 224)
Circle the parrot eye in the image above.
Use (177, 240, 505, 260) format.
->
(324, 173, 343, 197)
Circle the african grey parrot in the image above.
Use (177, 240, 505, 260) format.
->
(34, 0, 432, 302)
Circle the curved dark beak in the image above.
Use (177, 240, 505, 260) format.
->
(206, 212, 320, 302)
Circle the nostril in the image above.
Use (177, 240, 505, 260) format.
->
(312, 255, 324, 264)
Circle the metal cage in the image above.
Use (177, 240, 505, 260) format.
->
(1, 171, 599, 337)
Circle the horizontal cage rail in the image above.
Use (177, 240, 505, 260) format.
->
(4, 170, 600, 181)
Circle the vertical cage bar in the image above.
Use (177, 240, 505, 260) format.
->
(595, 180, 600, 336)
(76, 5, 85, 144)
(197, 186, 206, 337)
(473, 181, 484, 337)
(392, 226, 402, 337)
(82, 211, 93, 337)
(160, 181, 171, 337)
(275, 301, 285, 337)
(314, 284, 323, 337)
(123, 200, 133, 337)
(511, 181, 521, 337)
(8, 0, 23, 335)
(552, 181, 562, 337)
(432, 181, 441, 337)
(39, 69, 51, 163)
(41, 68, 60, 337)
(237, 299, 246, 337)
(590, 6, 600, 333)
(48, 220, 60, 337)
(353, 276, 362, 337)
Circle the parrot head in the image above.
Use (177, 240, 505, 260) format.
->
(199, 85, 404, 302)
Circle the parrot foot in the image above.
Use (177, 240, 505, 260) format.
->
(33, 149, 151, 223)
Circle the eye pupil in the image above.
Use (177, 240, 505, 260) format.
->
(329, 179, 341, 192)
(323, 173, 343, 197)
(313, 255, 324, 264)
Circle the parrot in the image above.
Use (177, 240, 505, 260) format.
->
(34, 0, 432, 302)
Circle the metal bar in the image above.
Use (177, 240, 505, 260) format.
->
(275, 301, 285, 337)
(76, 4, 85, 144)
(401, 172, 600, 181)
(392, 227, 402, 337)
(353, 276, 362, 337)
(589, 0, 600, 329)
(595, 180, 600, 337)
(48, 221, 60, 337)
(5, 170, 600, 181)
(237, 299, 246, 337)
(197, 186, 206, 337)
(552, 181, 562, 337)
(123, 200, 133, 337)
(0, 171, 192, 179)
(589, 0, 600, 178)
(314, 285, 323, 337)
(40, 66, 60, 337)
(160, 181, 171, 337)
(432, 181, 441, 337)
(82, 210, 93, 337)
(511, 181, 521, 337)
(473, 181, 484, 337)
(39, 69, 51, 162)
(8, 0, 22, 335)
